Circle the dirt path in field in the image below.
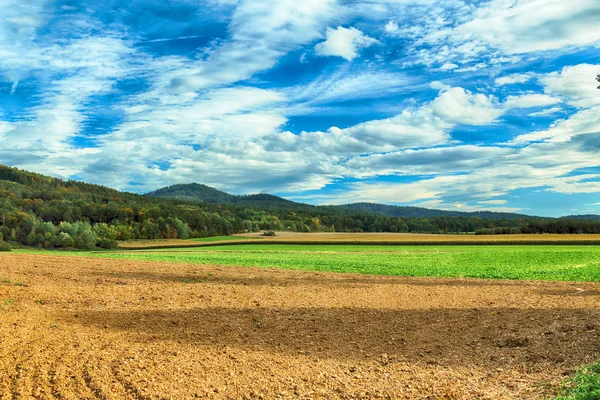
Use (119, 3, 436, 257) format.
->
(1, 254, 600, 399)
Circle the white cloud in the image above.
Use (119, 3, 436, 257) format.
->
(415, 0, 600, 69)
(384, 21, 399, 34)
(231, 0, 339, 45)
(503, 94, 562, 109)
(495, 73, 535, 86)
(528, 107, 564, 118)
(541, 64, 600, 108)
(511, 106, 600, 144)
(439, 63, 458, 71)
(151, 0, 341, 94)
(315, 26, 379, 61)
(429, 86, 502, 125)
(285, 68, 413, 106)
(0, 30, 139, 177)
(450, 0, 600, 54)
(343, 145, 513, 178)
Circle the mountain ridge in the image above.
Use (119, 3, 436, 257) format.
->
(145, 183, 599, 221)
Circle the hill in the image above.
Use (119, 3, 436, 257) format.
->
(147, 184, 310, 210)
(147, 183, 236, 203)
(148, 183, 530, 220)
(339, 202, 530, 220)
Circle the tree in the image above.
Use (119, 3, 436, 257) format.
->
(597, 74, 600, 89)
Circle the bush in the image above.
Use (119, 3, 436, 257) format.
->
(97, 238, 118, 249)
(262, 231, 277, 237)
(0, 241, 12, 252)
(56, 232, 75, 248)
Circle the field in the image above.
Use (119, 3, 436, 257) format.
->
(2, 243, 600, 398)
(237, 232, 600, 243)
(116, 232, 600, 249)
(43, 244, 600, 282)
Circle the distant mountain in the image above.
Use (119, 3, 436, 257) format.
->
(561, 214, 600, 220)
(340, 202, 533, 220)
(146, 183, 536, 220)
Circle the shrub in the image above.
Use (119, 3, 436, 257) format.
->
(97, 238, 118, 249)
(0, 241, 12, 252)
(56, 232, 75, 248)
(262, 231, 277, 237)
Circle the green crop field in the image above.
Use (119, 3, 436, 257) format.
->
(27, 244, 600, 282)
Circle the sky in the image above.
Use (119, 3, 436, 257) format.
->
(0, 0, 599, 217)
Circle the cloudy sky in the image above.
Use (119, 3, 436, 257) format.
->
(1, 0, 599, 216)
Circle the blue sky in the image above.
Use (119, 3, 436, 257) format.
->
(0, 0, 599, 217)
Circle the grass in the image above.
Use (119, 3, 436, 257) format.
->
(1, 299, 15, 307)
(555, 362, 600, 399)
(21, 244, 600, 282)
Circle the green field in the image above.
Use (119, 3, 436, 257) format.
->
(28, 244, 600, 282)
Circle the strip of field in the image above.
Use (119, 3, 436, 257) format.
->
(116, 233, 600, 249)
(239, 232, 600, 243)
(25, 244, 600, 282)
(1, 253, 599, 399)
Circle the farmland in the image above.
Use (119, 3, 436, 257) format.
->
(2, 250, 600, 399)
(34, 244, 600, 282)
(116, 232, 600, 249)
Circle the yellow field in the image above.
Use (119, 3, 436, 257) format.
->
(117, 232, 600, 249)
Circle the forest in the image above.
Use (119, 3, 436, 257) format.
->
(1, 164, 600, 250)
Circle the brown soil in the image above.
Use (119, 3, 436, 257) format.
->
(1, 253, 600, 399)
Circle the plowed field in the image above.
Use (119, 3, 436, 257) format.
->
(2, 253, 600, 399)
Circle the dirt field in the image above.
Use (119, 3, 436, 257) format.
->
(2, 253, 600, 399)
(118, 232, 600, 249)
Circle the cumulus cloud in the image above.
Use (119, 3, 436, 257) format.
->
(429, 86, 502, 125)
(315, 26, 379, 61)
(541, 64, 600, 108)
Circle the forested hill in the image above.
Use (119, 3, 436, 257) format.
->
(339, 202, 530, 220)
(1, 164, 600, 251)
(149, 184, 600, 222)
(146, 184, 304, 209)
(147, 183, 236, 203)
(148, 183, 530, 220)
